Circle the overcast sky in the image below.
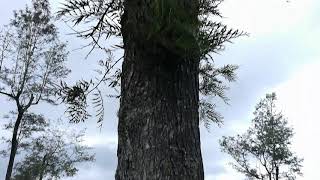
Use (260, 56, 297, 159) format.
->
(1, 0, 320, 179)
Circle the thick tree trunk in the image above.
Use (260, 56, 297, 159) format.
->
(5, 112, 23, 180)
(115, 1, 203, 179)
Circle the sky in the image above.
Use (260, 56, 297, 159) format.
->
(0, 0, 320, 179)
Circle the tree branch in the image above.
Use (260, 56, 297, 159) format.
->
(0, 91, 15, 99)
(24, 94, 34, 110)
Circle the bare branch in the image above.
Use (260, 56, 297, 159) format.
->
(0, 91, 15, 99)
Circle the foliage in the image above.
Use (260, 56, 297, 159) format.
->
(0, 0, 70, 109)
(57, 0, 244, 127)
(220, 93, 303, 180)
(1, 112, 94, 180)
(0, 1, 70, 179)
(0, 112, 48, 157)
(56, 51, 120, 125)
(57, 80, 91, 123)
(199, 63, 238, 127)
(57, 0, 245, 57)
(12, 127, 94, 180)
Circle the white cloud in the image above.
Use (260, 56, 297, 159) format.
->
(273, 60, 320, 180)
(64, 165, 114, 180)
(213, 167, 242, 180)
(220, 0, 315, 35)
(213, 59, 320, 180)
(83, 134, 118, 149)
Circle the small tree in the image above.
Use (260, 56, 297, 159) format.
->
(0, 112, 49, 157)
(12, 128, 94, 180)
(220, 93, 303, 180)
(1, 113, 94, 180)
(0, 0, 70, 179)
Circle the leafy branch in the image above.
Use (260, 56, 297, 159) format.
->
(56, 52, 122, 125)
(58, 0, 246, 127)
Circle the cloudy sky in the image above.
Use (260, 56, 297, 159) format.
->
(1, 0, 319, 179)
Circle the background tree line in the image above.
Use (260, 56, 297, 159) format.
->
(0, 0, 94, 179)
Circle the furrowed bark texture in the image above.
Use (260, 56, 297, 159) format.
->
(116, 0, 204, 179)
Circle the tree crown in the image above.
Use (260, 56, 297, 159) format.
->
(0, 0, 70, 111)
(220, 93, 303, 180)
(56, 0, 245, 127)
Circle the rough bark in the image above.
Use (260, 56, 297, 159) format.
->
(115, 0, 204, 179)
(5, 111, 24, 180)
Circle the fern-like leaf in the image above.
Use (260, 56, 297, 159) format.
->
(91, 88, 104, 127)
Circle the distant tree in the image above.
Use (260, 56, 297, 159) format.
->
(1, 112, 94, 180)
(12, 128, 94, 180)
(220, 93, 303, 180)
(0, 112, 49, 157)
(0, 0, 70, 179)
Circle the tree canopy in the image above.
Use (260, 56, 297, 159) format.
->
(0, 0, 70, 179)
(220, 93, 303, 180)
(57, 0, 245, 127)
(12, 128, 94, 180)
(1, 112, 94, 180)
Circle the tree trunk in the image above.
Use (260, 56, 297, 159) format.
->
(38, 154, 47, 180)
(5, 111, 24, 180)
(275, 166, 279, 180)
(115, 1, 203, 179)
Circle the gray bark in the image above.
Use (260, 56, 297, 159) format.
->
(115, 1, 204, 179)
